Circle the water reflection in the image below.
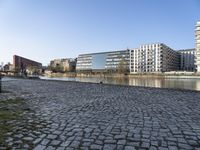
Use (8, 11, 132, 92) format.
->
(40, 76, 200, 91)
(129, 78, 200, 91)
(2, 77, 18, 81)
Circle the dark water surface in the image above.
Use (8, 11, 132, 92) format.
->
(40, 76, 200, 91)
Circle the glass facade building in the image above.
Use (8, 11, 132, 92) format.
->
(76, 50, 129, 72)
(75, 54, 92, 71)
(106, 50, 129, 71)
(92, 53, 107, 70)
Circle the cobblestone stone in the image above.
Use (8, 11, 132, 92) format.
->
(103, 144, 116, 150)
(1, 79, 200, 149)
(124, 145, 136, 150)
(90, 144, 102, 149)
(33, 144, 46, 150)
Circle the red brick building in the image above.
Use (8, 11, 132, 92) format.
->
(13, 55, 42, 72)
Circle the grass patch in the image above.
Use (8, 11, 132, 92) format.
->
(0, 110, 23, 120)
(0, 124, 12, 144)
(0, 98, 26, 144)
(0, 97, 24, 105)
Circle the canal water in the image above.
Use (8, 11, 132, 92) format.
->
(40, 76, 200, 91)
(2, 77, 18, 81)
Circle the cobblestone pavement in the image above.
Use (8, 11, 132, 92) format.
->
(1, 79, 200, 150)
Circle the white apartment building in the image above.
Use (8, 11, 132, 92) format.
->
(130, 43, 180, 73)
(195, 21, 200, 72)
(179, 49, 195, 71)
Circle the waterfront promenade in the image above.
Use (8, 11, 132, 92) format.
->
(1, 79, 200, 149)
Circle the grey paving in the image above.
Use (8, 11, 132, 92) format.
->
(1, 79, 200, 149)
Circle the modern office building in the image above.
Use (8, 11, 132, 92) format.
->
(178, 49, 195, 71)
(130, 43, 180, 73)
(76, 54, 93, 72)
(77, 21, 199, 73)
(105, 50, 129, 72)
(195, 21, 200, 72)
(76, 50, 129, 72)
(50, 58, 76, 72)
(13, 55, 42, 72)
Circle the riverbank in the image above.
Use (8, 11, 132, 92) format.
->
(40, 75, 200, 91)
(1, 78, 200, 149)
(44, 71, 200, 79)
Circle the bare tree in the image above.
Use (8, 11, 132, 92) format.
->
(117, 58, 127, 74)
(27, 66, 40, 75)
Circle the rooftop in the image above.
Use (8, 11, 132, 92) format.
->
(78, 49, 128, 56)
(13, 55, 42, 65)
(178, 48, 195, 52)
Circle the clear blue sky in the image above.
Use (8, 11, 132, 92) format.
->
(0, 0, 200, 66)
